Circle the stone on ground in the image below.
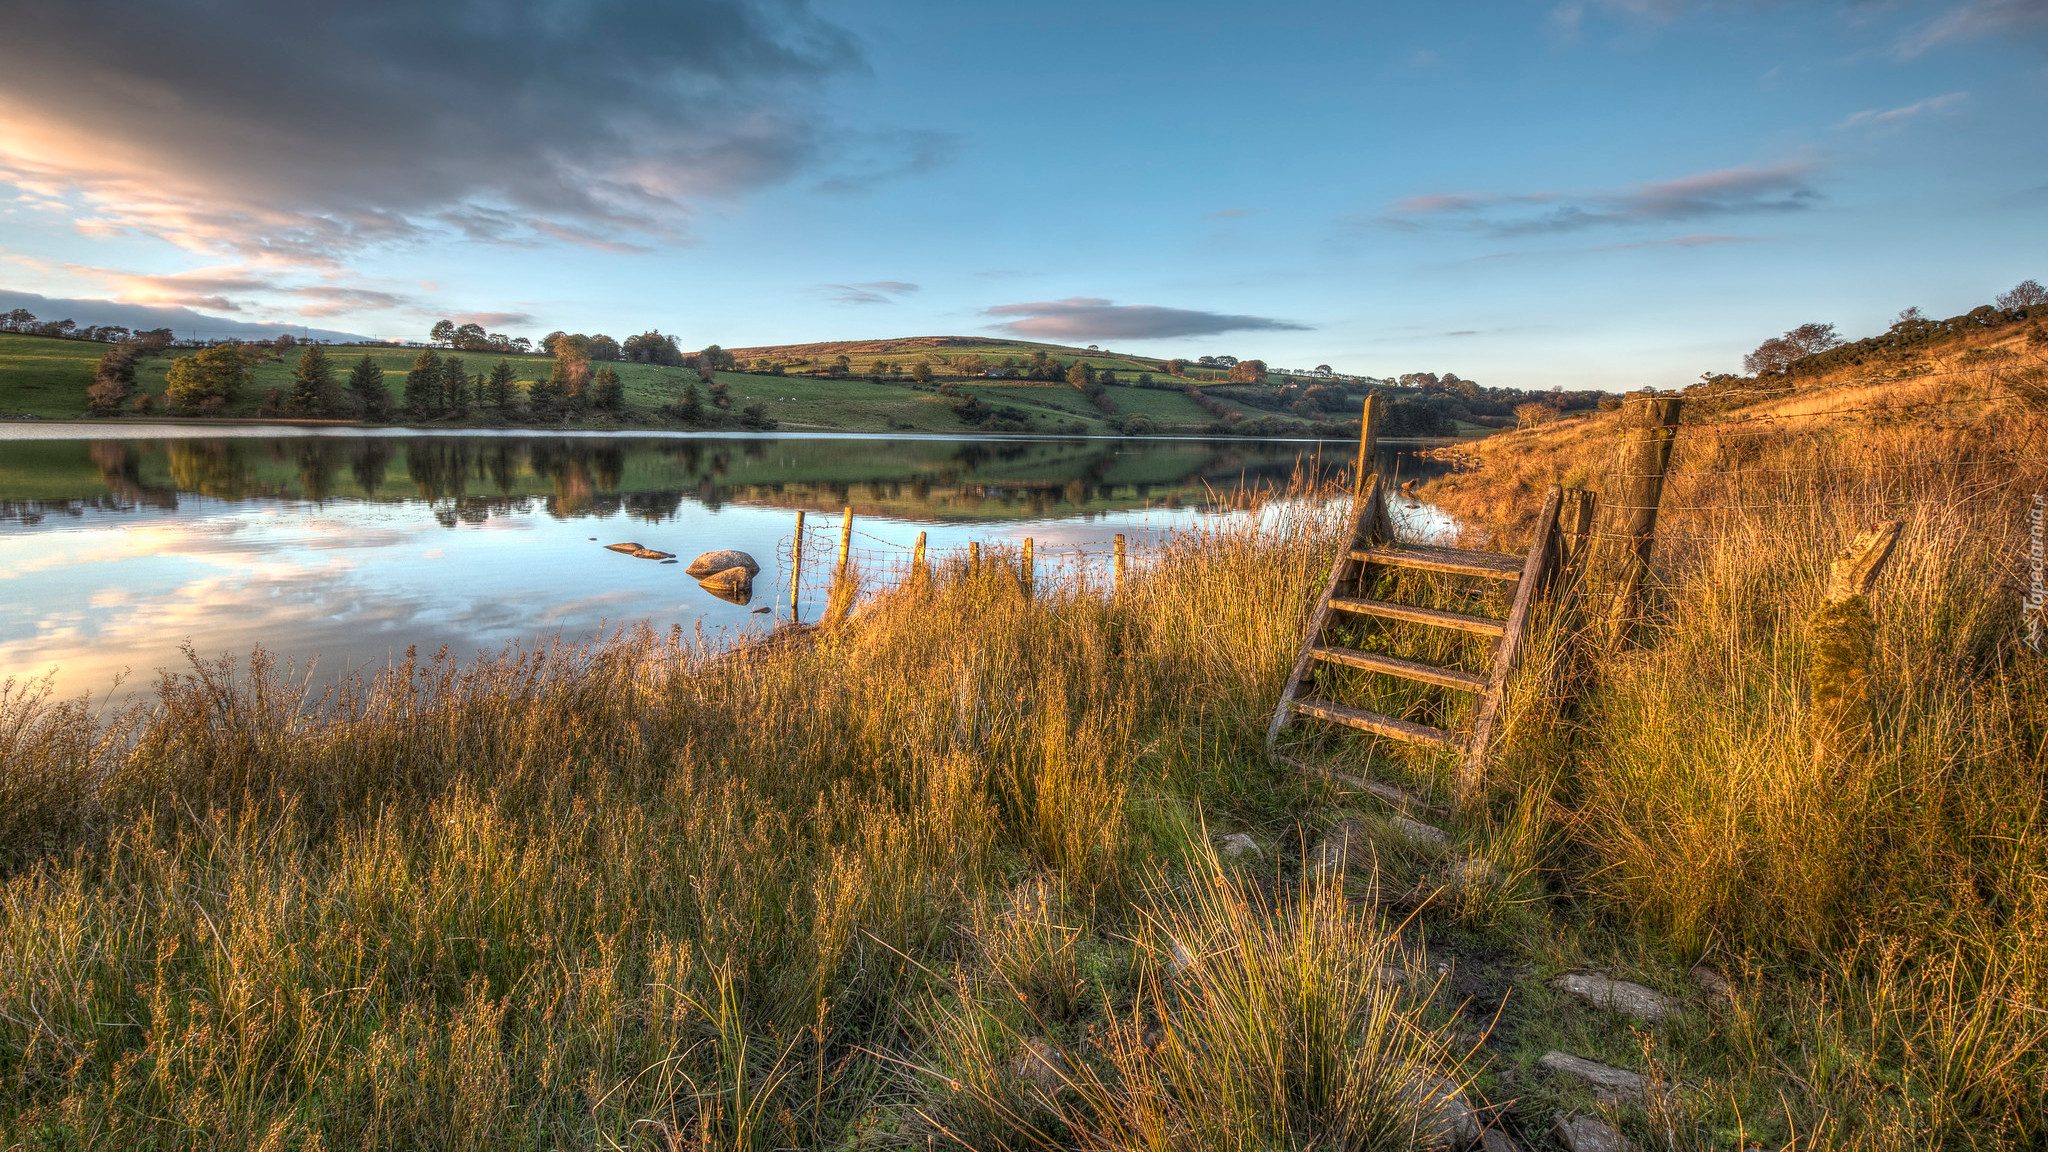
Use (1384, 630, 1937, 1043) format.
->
(1479, 1129, 1520, 1152)
(1553, 1112, 1631, 1152)
(1393, 815, 1451, 846)
(1308, 818, 1371, 878)
(1539, 1050, 1648, 1104)
(1013, 1037, 1071, 1093)
(686, 549, 761, 577)
(1402, 1072, 1482, 1148)
(1553, 972, 1679, 1023)
(1691, 964, 1733, 997)
(1218, 832, 1262, 858)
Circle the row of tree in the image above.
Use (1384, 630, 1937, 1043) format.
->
(4, 310, 176, 347)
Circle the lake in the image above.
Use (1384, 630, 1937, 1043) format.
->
(0, 426, 1457, 701)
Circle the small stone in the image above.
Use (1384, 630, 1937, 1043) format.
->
(1553, 973, 1679, 1023)
(1690, 965, 1733, 998)
(1446, 857, 1498, 889)
(1308, 818, 1371, 877)
(1166, 937, 1196, 975)
(1553, 1112, 1631, 1152)
(1393, 815, 1451, 846)
(1219, 832, 1262, 858)
(686, 549, 761, 577)
(1374, 966, 1409, 986)
(1539, 1051, 1648, 1105)
(1403, 1072, 1481, 1149)
(1012, 1037, 1071, 1094)
(1480, 1129, 1521, 1152)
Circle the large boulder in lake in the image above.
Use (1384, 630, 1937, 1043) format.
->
(696, 566, 754, 605)
(687, 549, 760, 578)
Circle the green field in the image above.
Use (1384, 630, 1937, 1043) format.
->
(0, 333, 1330, 436)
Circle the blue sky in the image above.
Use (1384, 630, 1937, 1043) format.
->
(0, 0, 2042, 389)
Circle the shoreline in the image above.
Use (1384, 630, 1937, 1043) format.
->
(0, 417, 1485, 446)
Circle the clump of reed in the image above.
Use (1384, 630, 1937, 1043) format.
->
(1448, 368, 2048, 1146)
(0, 497, 1378, 1149)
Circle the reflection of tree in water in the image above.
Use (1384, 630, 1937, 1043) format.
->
(88, 441, 178, 510)
(351, 441, 390, 497)
(296, 441, 341, 503)
(167, 440, 258, 500)
(17, 433, 1360, 526)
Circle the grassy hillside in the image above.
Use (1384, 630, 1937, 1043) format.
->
(0, 332, 1414, 438)
(4, 353, 2043, 1145)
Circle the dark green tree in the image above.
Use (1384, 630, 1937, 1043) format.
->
(676, 380, 703, 423)
(288, 343, 335, 414)
(347, 354, 390, 419)
(486, 359, 517, 411)
(592, 366, 623, 413)
(441, 355, 469, 416)
(1066, 360, 1095, 388)
(404, 349, 443, 416)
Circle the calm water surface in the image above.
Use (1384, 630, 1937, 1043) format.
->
(0, 427, 1455, 700)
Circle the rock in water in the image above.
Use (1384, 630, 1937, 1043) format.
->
(687, 549, 760, 578)
(697, 566, 754, 605)
(605, 542, 675, 560)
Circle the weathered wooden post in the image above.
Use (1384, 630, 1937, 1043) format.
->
(912, 531, 927, 583)
(1353, 393, 1382, 502)
(1601, 392, 1682, 642)
(1021, 537, 1034, 600)
(1557, 487, 1598, 585)
(1113, 533, 1126, 591)
(836, 506, 854, 587)
(1810, 521, 1903, 767)
(790, 509, 805, 615)
(968, 540, 980, 573)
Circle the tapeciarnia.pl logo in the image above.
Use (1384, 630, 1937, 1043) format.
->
(2029, 493, 2045, 653)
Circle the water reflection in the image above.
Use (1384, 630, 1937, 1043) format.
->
(0, 432, 1455, 700)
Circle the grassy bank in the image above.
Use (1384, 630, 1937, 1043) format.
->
(2, 357, 2044, 1148)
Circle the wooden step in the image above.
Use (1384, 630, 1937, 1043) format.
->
(1311, 646, 1487, 692)
(1292, 699, 1464, 750)
(1329, 597, 1506, 637)
(1354, 545, 1522, 580)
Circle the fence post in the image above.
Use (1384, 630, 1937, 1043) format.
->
(1353, 393, 1382, 501)
(968, 540, 980, 573)
(1354, 393, 1387, 543)
(1022, 537, 1034, 600)
(1601, 392, 1682, 642)
(913, 531, 927, 583)
(789, 509, 805, 616)
(1113, 533, 1126, 591)
(836, 506, 853, 588)
(1557, 487, 1598, 584)
(1810, 521, 1903, 767)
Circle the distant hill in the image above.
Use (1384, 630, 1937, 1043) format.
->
(721, 336, 1179, 377)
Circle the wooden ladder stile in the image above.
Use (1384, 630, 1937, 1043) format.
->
(1455, 483, 1562, 801)
(1266, 450, 1566, 807)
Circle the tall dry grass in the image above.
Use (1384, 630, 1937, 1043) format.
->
(1450, 370, 2048, 1146)
(2, 498, 1484, 1149)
